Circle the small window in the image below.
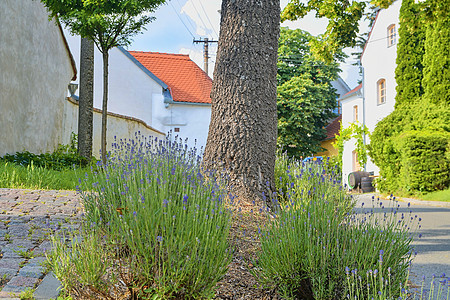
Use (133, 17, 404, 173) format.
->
(387, 24, 396, 47)
(353, 105, 358, 122)
(352, 150, 360, 172)
(377, 79, 386, 105)
(174, 127, 180, 132)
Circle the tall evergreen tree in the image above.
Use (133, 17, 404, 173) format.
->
(422, 0, 450, 105)
(394, 0, 426, 108)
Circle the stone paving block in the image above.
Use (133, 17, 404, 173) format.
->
(0, 258, 25, 269)
(6, 275, 38, 288)
(26, 257, 46, 267)
(33, 241, 53, 256)
(0, 252, 22, 259)
(0, 285, 28, 297)
(0, 268, 17, 281)
(9, 240, 35, 250)
(34, 272, 61, 300)
(0, 289, 21, 298)
(18, 265, 44, 278)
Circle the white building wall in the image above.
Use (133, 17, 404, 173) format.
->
(151, 95, 211, 151)
(339, 0, 401, 181)
(340, 93, 364, 186)
(63, 98, 164, 158)
(63, 31, 162, 126)
(0, 0, 75, 156)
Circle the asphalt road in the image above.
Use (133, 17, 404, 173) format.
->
(355, 193, 450, 298)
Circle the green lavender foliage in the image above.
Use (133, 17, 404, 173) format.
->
(48, 134, 232, 299)
(256, 159, 417, 299)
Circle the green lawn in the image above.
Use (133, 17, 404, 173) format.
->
(0, 160, 87, 191)
(420, 188, 450, 202)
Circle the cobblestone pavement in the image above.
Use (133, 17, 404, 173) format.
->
(0, 189, 83, 299)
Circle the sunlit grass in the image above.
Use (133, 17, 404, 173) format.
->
(0, 159, 89, 190)
(420, 188, 450, 202)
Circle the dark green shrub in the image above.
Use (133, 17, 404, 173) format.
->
(369, 101, 450, 194)
(397, 130, 450, 192)
(1, 133, 88, 170)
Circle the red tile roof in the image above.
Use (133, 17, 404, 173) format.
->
(325, 115, 342, 140)
(128, 51, 212, 104)
(341, 83, 362, 98)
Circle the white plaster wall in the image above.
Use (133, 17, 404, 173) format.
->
(63, 30, 162, 126)
(64, 99, 164, 159)
(168, 103, 211, 152)
(340, 94, 363, 186)
(0, 0, 74, 156)
(361, 1, 400, 175)
(152, 98, 211, 152)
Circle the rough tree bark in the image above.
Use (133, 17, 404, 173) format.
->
(202, 0, 280, 205)
(78, 37, 94, 160)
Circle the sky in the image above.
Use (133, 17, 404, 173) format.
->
(127, 0, 363, 89)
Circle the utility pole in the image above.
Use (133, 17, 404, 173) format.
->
(193, 37, 218, 76)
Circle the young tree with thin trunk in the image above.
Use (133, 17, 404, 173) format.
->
(78, 37, 94, 160)
(202, 0, 280, 205)
(41, 0, 166, 164)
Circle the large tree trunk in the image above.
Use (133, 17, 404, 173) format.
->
(202, 0, 280, 205)
(101, 51, 109, 165)
(78, 37, 94, 161)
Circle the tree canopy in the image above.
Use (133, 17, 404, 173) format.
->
(41, 0, 167, 163)
(277, 28, 340, 158)
(41, 0, 165, 54)
(281, 0, 395, 61)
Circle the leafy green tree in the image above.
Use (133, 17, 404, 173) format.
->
(41, 0, 166, 164)
(394, 0, 426, 108)
(422, 0, 450, 105)
(277, 28, 340, 158)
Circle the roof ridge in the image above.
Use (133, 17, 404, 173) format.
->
(128, 51, 190, 59)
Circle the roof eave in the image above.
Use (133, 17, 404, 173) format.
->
(118, 46, 170, 90)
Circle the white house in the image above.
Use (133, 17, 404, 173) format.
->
(64, 32, 212, 152)
(340, 0, 401, 185)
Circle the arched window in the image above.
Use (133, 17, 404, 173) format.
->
(387, 24, 396, 47)
(377, 79, 386, 104)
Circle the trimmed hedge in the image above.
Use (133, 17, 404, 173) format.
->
(369, 101, 450, 194)
(397, 130, 450, 192)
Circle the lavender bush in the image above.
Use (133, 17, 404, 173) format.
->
(256, 159, 419, 300)
(49, 133, 232, 299)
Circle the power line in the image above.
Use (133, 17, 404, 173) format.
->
(366, 33, 397, 44)
(196, 0, 219, 39)
(175, 0, 197, 35)
(190, 0, 211, 39)
(169, 1, 195, 38)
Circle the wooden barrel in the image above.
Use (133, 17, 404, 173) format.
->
(348, 171, 370, 190)
(361, 176, 374, 193)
